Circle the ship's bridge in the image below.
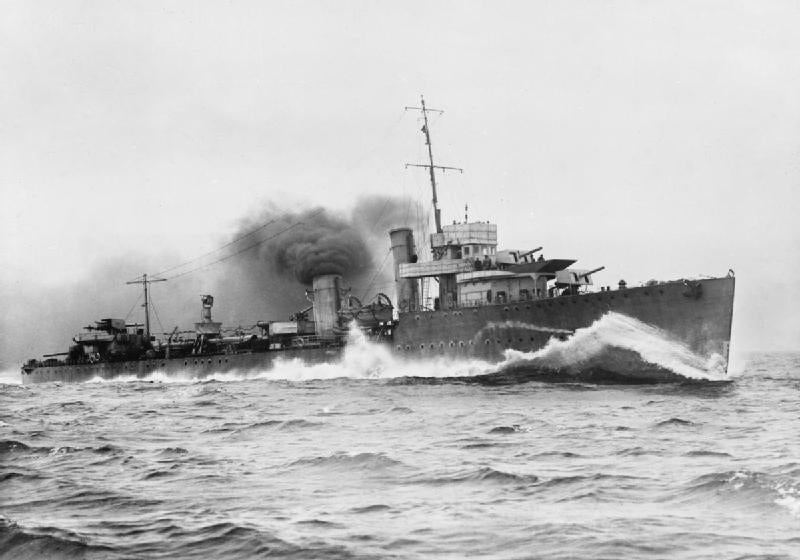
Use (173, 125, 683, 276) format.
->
(399, 221, 498, 279)
(430, 221, 497, 261)
(392, 220, 601, 310)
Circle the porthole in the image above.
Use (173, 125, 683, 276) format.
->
(458, 341, 464, 347)
(449, 341, 455, 347)
(518, 338, 523, 342)
(514, 306, 519, 311)
(415, 315, 420, 321)
(396, 345, 402, 351)
(429, 343, 435, 349)
(439, 342, 445, 348)
(504, 307, 510, 312)
(485, 339, 491, 345)
(419, 344, 425, 349)
(405, 345, 411, 351)
(184, 361, 188, 366)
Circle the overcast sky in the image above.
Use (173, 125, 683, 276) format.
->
(1, 1, 799, 362)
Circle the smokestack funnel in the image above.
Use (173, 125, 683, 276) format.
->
(312, 274, 342, 338)
(389, 227, 419, 313)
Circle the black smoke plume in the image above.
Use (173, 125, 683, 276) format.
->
(213, 194, 423, 327)
(249, 208, 372, 285)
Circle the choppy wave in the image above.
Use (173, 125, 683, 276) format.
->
(655, 417, 696, 427)
(0, 518, 114, 560)
(0, 517, 348, 560)
(287, 452, 407, 472)
(681, 470, 800, 518)
(233, 419, 323, 434)
(488, 424, 531, 434)
(1, 352, 798, 559)
(412, 466, 540, 486)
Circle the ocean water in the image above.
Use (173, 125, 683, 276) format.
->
(1, 322, 798, 559)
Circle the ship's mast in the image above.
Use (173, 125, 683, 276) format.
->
(126, 273, 167, 340)
(405, 95, 462, 234)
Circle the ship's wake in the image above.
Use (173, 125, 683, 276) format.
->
(68, 312, 729, 386)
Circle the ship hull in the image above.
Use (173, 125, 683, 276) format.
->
(22, 277, 734, 385)
(22, 347, 341, 384)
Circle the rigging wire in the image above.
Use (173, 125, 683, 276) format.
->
(369, 196, 392, 231)
(360, 247, 393, 302)
(123, 293, 143, 322)
(149, 294, 165, 335)
(154, 216, 282, 277)
(163, 209, 324, 281)
(342, 109, 407, 174)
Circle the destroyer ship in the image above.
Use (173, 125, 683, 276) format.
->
(20, 97, 735, 384)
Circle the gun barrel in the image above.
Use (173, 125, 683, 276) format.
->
(581, 266, 605, 278)
(518, 247, 543, 259)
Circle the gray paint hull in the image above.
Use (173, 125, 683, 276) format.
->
(22, 277, 734, 384)
(23, 347, 340, 384)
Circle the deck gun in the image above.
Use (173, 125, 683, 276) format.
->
(516, 247, 543, 262)
(579, 266, 605, 279)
